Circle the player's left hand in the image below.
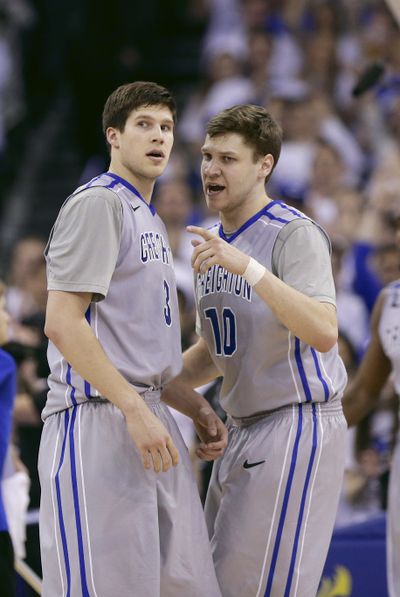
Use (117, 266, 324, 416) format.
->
(194, 406, 228, 461)
(187, 225, 250, 276)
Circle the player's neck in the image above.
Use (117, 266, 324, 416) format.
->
(220, 194, 273, 233)
(108, 163, 155, 203)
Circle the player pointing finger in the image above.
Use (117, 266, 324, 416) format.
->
(187, 224, 250, 276)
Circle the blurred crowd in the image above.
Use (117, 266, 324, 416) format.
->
(1, 0, 400, 586)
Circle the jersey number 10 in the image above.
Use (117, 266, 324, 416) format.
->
(205, 307, 237, 356)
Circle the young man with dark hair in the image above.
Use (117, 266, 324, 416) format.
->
(164, 104, 348, 596)
(39, 81, 225, 596)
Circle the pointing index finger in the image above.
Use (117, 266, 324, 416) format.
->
(186, 225, 215, 241)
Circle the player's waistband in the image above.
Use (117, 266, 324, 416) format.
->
(139, 386, 162, 404)
(229, 400, 344, 428)
(43, 386, 163, 419)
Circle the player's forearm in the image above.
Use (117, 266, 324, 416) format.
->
(253, 271, 338, 352)
(162, 378, 212, 420)
(162, 338, 219, 417)
(45, 312, 143, 416)
(182, 338, 220, 388)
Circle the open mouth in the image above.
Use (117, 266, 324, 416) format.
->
(206, 183, 225, 195)
(146, 150, 165, 160)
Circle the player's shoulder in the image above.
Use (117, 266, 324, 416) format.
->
(262, 199, 311, 226)
(267, 202, 331, 259)
(64, 178, 122, 216)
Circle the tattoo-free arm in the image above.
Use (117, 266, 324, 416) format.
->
(342, 291, 392, 426)
(162, 337, 227, 460)
(45, 290, 180, 472)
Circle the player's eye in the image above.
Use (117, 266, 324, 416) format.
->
(222, 156, 233, 162)
(161, 124, 173, 132)
(137, 121, 148, 128)
(202, 153, 212, 161)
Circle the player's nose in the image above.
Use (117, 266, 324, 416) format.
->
(151, 125, 165, 143)
(204, 159, 221, 177)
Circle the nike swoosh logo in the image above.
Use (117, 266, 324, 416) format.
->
(243, 459, 266, 469)
(131, 205, 140, 212)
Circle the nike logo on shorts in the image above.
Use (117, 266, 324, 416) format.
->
(243, 459, 266, 469)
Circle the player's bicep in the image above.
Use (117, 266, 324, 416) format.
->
(274, 221, 336, 304)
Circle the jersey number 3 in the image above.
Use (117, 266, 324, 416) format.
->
(163, 280, 172, 326)
(205, 307, 236, 356)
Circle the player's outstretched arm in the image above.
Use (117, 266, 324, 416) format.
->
(162, 337, 227, 460)
(188, 225, 337, 352)
(342, 290, 392, 426)
(45, 290, 179, 473)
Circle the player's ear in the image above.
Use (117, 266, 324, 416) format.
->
(106, 127, 120, 149)
(259, 154, 274, 180)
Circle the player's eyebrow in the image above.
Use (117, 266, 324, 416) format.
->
(201, 146, 238, 157)
(134, 112, 174, 126)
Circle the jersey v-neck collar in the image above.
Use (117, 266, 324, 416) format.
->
(218, 200, 281, 243)
(106, 172, 156, 215)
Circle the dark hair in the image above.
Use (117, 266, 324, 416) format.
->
(206, 104, 282, 181)
(102, 81, 176, 139)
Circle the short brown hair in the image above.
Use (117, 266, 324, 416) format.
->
(0, 280, 5, 300)
(102, 81, 176, 138)
(206, 104, 282, 181)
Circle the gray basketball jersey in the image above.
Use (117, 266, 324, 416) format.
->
(379, 281, 400, 396)
(195, 200, 348, 417)
(43, 172, 182, 418)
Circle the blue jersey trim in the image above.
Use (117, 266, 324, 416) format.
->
(283, 403, 318, 597)
(294, 338, 312, 402)
(66, 365, 77, 406)
(218, 200, 297, 243)
(84, 175, 103, 189)
(275, 201, 308, 221)
(106, 172, 156, 215)
(69, 407, 90, 596)
(55, 410, 72, 597)
(84, 307, 92, 399)
(218, 202, 283, 243)
(310, 348, 330, 401)
(265, 403, 303, 596)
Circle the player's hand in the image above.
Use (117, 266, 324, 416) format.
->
(124, 403, 179, 473)
(194, 405, 228, 461)
(187, 225, 250, 276)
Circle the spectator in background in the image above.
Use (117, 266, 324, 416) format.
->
(3, 248, 47, 585)
(0, 280, 17, 597)
(5, 235, 46, 323)
(331, 240, 370, 360)
(350, 176, 400, 314)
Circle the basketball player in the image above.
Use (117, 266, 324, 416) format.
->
(38, 82, 225, 597)
(342, 216, 400, 597)
(164, 105, 348, 597)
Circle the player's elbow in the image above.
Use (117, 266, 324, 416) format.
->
(44, 311, 70, 346)
(313, 325, 338, 353)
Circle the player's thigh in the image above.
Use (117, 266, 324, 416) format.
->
(154, 403, 221, 597)
(207, 405, 347, 597)
(39, 403, 161, 596)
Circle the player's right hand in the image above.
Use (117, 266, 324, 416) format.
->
(124, 404, 179, 473)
